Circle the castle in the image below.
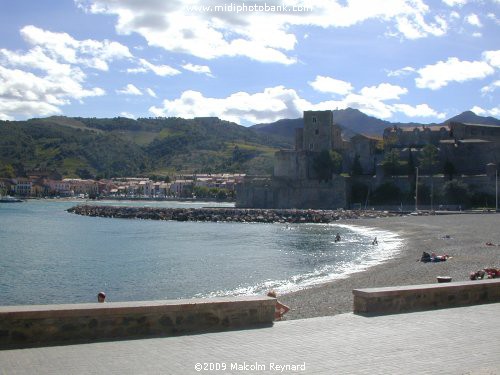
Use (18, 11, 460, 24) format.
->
(237, 110, 349, 209)
(236, 110, 500, 209)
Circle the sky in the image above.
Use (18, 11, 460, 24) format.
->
(0, 0, 498, 126)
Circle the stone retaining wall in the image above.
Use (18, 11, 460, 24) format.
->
(0, 297, 275, 348)
(353, 279, 500, 315)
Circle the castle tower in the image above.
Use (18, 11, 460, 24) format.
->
(302, 110, 343, 152)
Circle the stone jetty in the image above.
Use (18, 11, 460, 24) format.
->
(67, 205, 402, 223)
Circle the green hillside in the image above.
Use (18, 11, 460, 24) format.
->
(0, 116, 291, 178)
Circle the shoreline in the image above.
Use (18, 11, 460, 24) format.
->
(280, 213, 500, 320)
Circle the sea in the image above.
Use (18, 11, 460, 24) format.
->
(0, 200, 402, 306)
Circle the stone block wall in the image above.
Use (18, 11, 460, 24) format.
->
(0, 296, 275, 348)
(353, 279, 500, 315)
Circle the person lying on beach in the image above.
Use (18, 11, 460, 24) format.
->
(420, 251, 450, 263)
(470, 268, 500, 280)
(267, 290, 290, 321)
(485, 242, 499, 246)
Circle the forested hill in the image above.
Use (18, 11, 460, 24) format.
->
(0, 116, 292, 179)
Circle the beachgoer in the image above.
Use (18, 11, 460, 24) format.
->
(97, 291, 106, 303)
(431, 252, 450, 262)
(267, 290, 290, 321)
(420, 251, 431, 262)
(470, 268, 500, 280)
(372, 237, 378, 245)
(335, 233, 341, 242)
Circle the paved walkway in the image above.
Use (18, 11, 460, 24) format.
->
(1, 303, 499, 375)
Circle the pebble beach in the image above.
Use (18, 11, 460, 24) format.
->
(280, 213, 500, 320)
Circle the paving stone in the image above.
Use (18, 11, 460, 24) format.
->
(0, 303, 499, 374)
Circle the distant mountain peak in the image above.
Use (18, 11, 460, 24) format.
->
(250, 107, 500, 141)
(446, 110, 500, 126)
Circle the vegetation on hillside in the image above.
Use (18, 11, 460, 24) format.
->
(0, 116, 292, 178)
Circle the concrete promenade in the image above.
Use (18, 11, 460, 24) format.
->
(1, 303, 499, 375)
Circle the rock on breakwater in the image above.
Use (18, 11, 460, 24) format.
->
(67, 205, 402, 223)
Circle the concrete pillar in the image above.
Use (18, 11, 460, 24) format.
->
(486, 163, 497, 181)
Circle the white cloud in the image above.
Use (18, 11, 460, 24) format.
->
(0, 57, 105, 120)
(0, 25, 131, 119)
(146, 88, 157, 98)
(387, 66, 416, 77)
(120, 112, 136, 119)
(359, 83, 408, 101)
(182, 63, 213, 77)
(483, 50, 500, 68)
(415, 57, 495, 90)
(117, 84, 142, 95)
(481, 80, 500, 94)
(309, 76, 353, 96)
(149, 86, 308, 123)
(20, 25, 132, 71)
(465, 13, 482, 27)
(78, 0, 450, 64)
(487, 13, 500, 25)
(149, 85, 445, 124)
(471, 105, 500, 117)
(392, 103, 446, 119)
(442, 0, 467, 6)
(127, 58, 181, 76)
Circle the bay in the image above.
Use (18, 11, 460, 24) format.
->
(0, 200, 402, 305)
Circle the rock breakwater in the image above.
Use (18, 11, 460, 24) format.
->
(67, 205, 402, 223)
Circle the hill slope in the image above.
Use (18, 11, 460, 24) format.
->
(0, 116, 291, 178)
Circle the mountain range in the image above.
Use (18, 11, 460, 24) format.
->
(0, 109, 498, 179)
(251, 108, 500, 141)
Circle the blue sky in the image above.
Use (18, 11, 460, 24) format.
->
(0, 0, 498, 126)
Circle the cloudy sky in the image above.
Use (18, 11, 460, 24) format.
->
(0, 0, 498, 125)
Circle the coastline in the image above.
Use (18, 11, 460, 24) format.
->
(280, 213, 500, 320)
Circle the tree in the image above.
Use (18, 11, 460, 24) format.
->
(351, 154, 363, 176)
(0, 163, 15, 178)
(407, 148, 415, 176)
(419, 144, 439, 209)
(381, 150, 401, 176)
(312, 150, 342, 182)
(419, 144, 438, 174)
(441, 179, 470, 206)
(443, 159, 456, 181)
(371, 182, 402, 204)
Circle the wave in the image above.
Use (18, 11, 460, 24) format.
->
(198, 224, 403, 298)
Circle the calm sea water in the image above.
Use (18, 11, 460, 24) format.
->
(0, 200, 402, 306)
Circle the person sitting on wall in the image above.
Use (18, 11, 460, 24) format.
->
(97, 292, 106, 303)
(267, 290, 290, 321)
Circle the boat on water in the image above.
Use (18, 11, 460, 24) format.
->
(0, 195, 24, 203)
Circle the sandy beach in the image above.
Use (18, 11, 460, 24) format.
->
(280, 213, 500, 320)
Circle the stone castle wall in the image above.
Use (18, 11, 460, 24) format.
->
(236, 175, 348, 209)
